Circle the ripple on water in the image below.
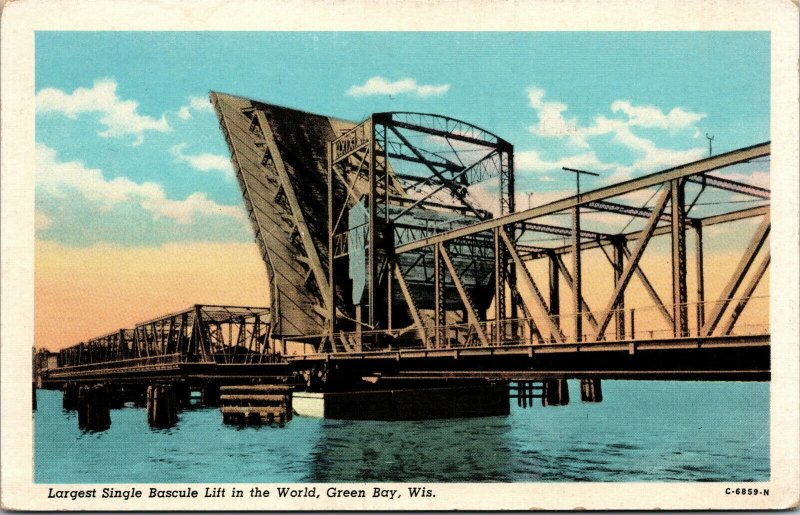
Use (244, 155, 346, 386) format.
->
(34, 382, 770, 483)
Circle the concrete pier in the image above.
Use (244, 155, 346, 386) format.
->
(293, 383, 509, 420)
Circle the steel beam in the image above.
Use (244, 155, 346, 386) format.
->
(688, 174, 770, 199)
(695, 225, 705, 332)
(595, 188, 672, 340)
(620, 244, 674, 328)
(393, 264, 428, 346)
(671, 179, 689, 337)
(395, 142, 770, 255)
(548, 253, 560, 327)
(254, 111, 330, 305)
(519, 221, 604, 241)
(387, 125, 479, 216)
(613, 242, 625, 339)
(537, 204, 769, 258)
(382, 118, 499, 149)
(499, 227, 565, 343)
(700, 205, 769, 226)
(439, 244, 490, 346)
(720, 252, 770, 335)
(327, 141, 336, 339)
(493, 229, 505, 346)
(588, 199, 678, 223)
(554, 255, 599, 331)
(434, 243, 443, 347)
(703, 214, 771, 336)
(572, 207, 583, 341)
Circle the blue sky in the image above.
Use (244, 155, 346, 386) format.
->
(35, 31, 770, 247)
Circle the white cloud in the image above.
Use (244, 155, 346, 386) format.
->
(526, 87, 582, 142)
(177, 96, 214, 120)
(170, 143, 233, 175)
(347, 76, 450, 97)
(526, 86, 706, 151)
(611, 100, 706, 131)
(524, 86, 707, 183)
(516, 149, 619, 173)
(36, 143, 243, 225)
(36, 79, 170, 146)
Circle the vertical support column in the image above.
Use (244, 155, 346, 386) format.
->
(387, 259, 394, 331)
(671, 179, 688, 337)
(548, 252, 560, 333)
(572, 206, 583, 342)
(695, 223, 705, 335)
(327, 142, 335, 341)
(201, 382, 220, 407)
(434, 244, 444, 348)
(542, 378, 570, 406)
(78, 384, 111, 431)
(380, 122, 392, 338)
(505, 147, 519, 329)
(147, 384, 178, 429)
(63, 382, 80, 411)
(493, 228, 506, 346)
(367, 117, 377, 330)
(613, 241, 626, 340)
(354, 305, 363, 351)
(580, 378, 603, 403)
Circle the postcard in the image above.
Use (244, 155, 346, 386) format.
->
(1, 0, 798, 510)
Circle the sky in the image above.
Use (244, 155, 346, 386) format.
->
(34, 31, 770, 349)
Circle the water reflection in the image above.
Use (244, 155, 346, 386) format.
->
(306, 416, 515, 482)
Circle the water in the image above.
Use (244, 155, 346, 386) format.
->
(34, 381, 769, 483)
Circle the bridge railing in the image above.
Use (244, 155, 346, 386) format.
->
(287, 295, 768, 355)
(45, 353, 188, 376)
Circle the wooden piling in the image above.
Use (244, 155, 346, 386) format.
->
(219, 384, 293, 425)
(542, 378, 570, 406)
(580, 378, 603, 402)
(62, 383, 80, 411)
(78, 385, 111, 431)
(147, 384, 178, 428)
(201, 382, 221, 407)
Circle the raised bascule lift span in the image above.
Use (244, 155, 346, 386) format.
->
(37, 92, 771, 425)
(211, 92, 770, 365)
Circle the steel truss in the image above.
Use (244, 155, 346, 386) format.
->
(57, 305, 273, 368)
(326, 112, 516, 352)
(390, 142, 771, 346)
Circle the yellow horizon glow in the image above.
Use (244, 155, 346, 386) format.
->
(35, 218, 768, 351)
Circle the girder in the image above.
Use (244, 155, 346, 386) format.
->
(395, 142, 770, 255)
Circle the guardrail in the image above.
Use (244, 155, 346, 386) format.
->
(285, 296, 769, 354)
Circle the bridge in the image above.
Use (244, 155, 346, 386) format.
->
(36, 92, 770, 426)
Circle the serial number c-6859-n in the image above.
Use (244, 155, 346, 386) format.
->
(725, 487, 769, 496)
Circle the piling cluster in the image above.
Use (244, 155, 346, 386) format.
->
(77, 385, 112, 431)
(542, 379, 570, 406)
(219, 385, 293, 425)
(579, 378, 603, 403)
(146, 385, 179, 428)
